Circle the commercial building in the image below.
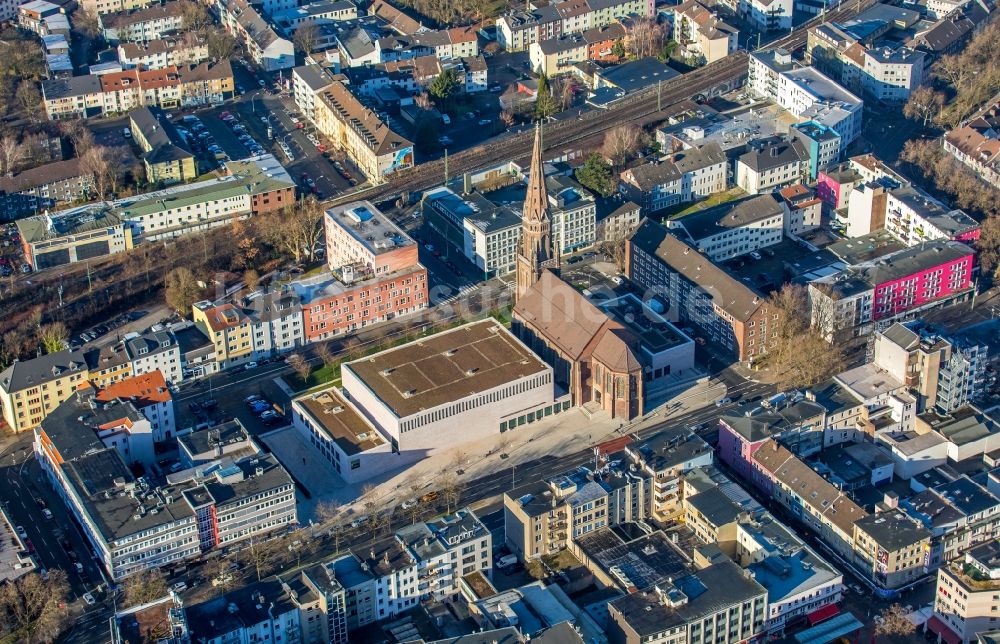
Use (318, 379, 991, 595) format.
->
(736, 137, 810, 194)
(790, 121, 842, 179)
(185, 578, 323, 644)
(749, 50, 864, 149)
(323, 201, 418, 274)
(852, 511, 932, 591)
(808, 240, 975, 340)
(873, 322, 989, 413)
(129, 106, 196, 185)
(671, 0, 739, 64)
(618, 141, 727, 213)
(627, 220, 772, 363)
(313, 82, 413, 182)
(625, 428, 713, 521)
(34, 419, 295, 580)
(662, 193, 785, 261)
(342, 319, 556, 455)
(932, 541, 1000, 644)
(718, 398, 829, 481)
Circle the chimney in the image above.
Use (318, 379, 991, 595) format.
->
(463, 172, 472, 195)
(883, 490, 899, 509)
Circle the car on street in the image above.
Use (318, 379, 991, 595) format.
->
(245, 361, 258, 370)
(15, 526, 26, 539)
(611, 276, 623, 285)
(245, 394, 262, 403)
(83, 593, 96, 605)
(715, 397, 733, 407)
(74, 562, 84, 574)
(42, 509, 53, 520)
(172, 582, 188, 593)
(749, 251, 762, 260)
(350, 516, 369, 529)
(401, 498, 418, 510)
(478, 119, 492, 126)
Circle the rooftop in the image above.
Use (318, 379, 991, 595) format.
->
(672, 194, 783, 243)
(294, 388, 386, 456)
(574, 528, 689, 592)
(827, 230, 906, 266)
(626, 428, 712, 473)
(344, 319, 549, 418)
(597, 295, 691, 355)
(854, 511, 930, 551)
(596, 57, 681, 93)
(325, 200, 415, 256)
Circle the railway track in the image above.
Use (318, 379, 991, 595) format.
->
(325, 0, 877, 209)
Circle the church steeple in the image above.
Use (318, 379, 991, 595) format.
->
(515, 123, 556, 302)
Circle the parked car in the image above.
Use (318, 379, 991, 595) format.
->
(245, 394, 263, 403)
(83, 592, 96, 605)
(74, 562, 84, 574)
(172, 581, 188, 593)
(401, 498, 418, 510)
(749, 251, 762, 260)
(42, 509, 53, 520)
(349, 516, 369, 529)
(244, 361, 258, 370)
(715, 397, 733, 407)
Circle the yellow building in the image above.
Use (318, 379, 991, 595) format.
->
(0, 350, 90, 434)
(313, 82, 413, 184)
(192, 301, 254, 369)
(129, 106, 196, 185)
(178, 61, 235, 107)
(852, 510, 931, 591)
(83, 343, 134, 388)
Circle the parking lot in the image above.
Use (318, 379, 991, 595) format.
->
(0, 222, 27, 277)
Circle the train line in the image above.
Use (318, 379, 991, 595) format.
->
(325, 0, 877, 209)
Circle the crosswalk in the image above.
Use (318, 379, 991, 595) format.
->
(435, 283, 480, 306)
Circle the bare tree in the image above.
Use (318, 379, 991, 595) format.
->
(205, 556, 237, 593)
(0, 569, 71, 642)
(602, 124, 643, 168)
(164, 267, 202, 313)
(765, 284, 845, 389)
(499, 108, 515, 128)
(315, 341, 336, 367)
(0, 135, 25, 177)
(903, 86, 945, 127)
(414, 92, 434, 110)
(243, 269, 261, 291)
(439, 472, 463, 514)
(293, 21, 320, 55)
(245, 537, 281, 581)
(73, 7, 101, 37)
(179, 0, 211, 32)
(286, 353, 310, 381)
(625, 18, 665, 59)
(80, 145, 111, 199)
(122, 568, 169, 607)
(259, 198, 324, 263)
(204, 27, 237, 61)
(314, 499, 342, 528)
(874, 604, 916, 641)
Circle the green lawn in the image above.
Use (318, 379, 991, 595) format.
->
(660, 188, 748, 220)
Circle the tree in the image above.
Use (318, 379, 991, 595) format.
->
(428, 68, 460, 104)
(978, 215, 1000, 282)
(245, 537, 283, 581)
(73, 7, 101, 37)
(764, 284, 844, 389)
(204, 27, 237, 61)
(439, 472, 463, 514)
(204, 556, 237, 593)
(556, 77, 576, 111)
(626, 18, 665, 59)
(535, 73, 558, 119)
(0, 569, 70, 643)
(0, 135, 25, 177)
(575, 153, 616, 196)
(243, 269, 261, 291)
(414, 92, 433, 110)
(602, 124, 643, 168)
(37, 322, 67, 354)
(499, 108, 515, 128)
(122, 568, 169, 607)
(80, 145, 111, 199)
(874, 604, 916, 641)
(293, 21, 320, 55)
(15, 82, 41, 120)
(259, 198, 324, 264)
(179, 0, 211, 32)
(611, 40, 626, 59)
(164, 267, 202, 313)
(315, 341, 336, 367)
(903, 86, 945, 126)
(286, 353, 310, 380)
(313, 499, 342, 529)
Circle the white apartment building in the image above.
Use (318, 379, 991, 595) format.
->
(750, 50, 864, 150)
(95, 370, 177, 443)
(933, 541, 1000, 643)
(117, 38, 210, 70)
(547, 175, 597, 254)
(736, 138, 810, 195)
(292, 64, 334, 123)
(124, 329, 182, 384)
(342, 319, 557, 455)
(663, 194, 785, 261)
(672, 0, 739, 64)
(99, 3, 185, 44)
(619, 141, 728, 213)
(739, 0, 793, 31)
(331, 509, 492, 628)
(243, 288, 305, 358)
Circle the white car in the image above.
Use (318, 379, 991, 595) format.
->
(714, 397, 733, 407)
(244, 361, 258, 370)
(82, 592, 96, 605)
(611, 276, 624, 285)
(15, 526, 26, 539)
(401, 498, 418, 510)
(749, 251, 762, 260)
(350, 515, 369, 529)
(171, 582, 188, 593)
(42, 509, 53, 520)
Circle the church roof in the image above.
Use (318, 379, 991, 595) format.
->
(591, 328, 642, 373)
(522, 124, 549, 226)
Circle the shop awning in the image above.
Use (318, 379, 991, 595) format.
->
(807, 603, 840, 626)
(795, 613, 865, 644)
(927, 615, 961, 644)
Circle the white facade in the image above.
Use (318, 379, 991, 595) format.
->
(736, 156, 807, 195)
(464, 217, 521, 276)
(128, 342, 182, 384)
(739, 0, 792, 31)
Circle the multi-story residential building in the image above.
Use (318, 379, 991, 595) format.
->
(192, 301, 255, 369)
(528, 22, 625, 75)
(751, 440, 869, 562)
(547, 174, 597, 253)
(216, 0, 295, 71)
(737, 0, 792, 31)
(330, 509, 492, 627)
(736, 138, 810, 194)
(272, 0, 359, 32)
(816, 162, 864, 209)
(881, 186, 980, 246)
(80, 0, 156, 15)
(873, 322, 989, 413)
(369, 0, 424, 35)
(627, 220, 772, 363)
(323, 200, 418, 274)
(624, 428, 713, 521)
(497, 0, 651, 51)
(0, 157, 95, 217)
(177, 60, 235, 107)
(778, 183, 823, 235)
(124, 328, 182, 384)
(129, 106, 196, 185)
(852, 510, 932, 591)
(241, 287, 306, 358)
(945, 102, 1000, 189)
(932, 541, 1000, 644)
(749, 50, 864, 150)
(18, 0, 69, 36)
(35, 410, 296, 580)
(0, 349, 90, 433)
(378, 26, 479, 61)
(662, 194, 785, 262)
(313, 82, 413, 183)
(93, 370, 175, 442)
(807, 23, 925, 102)
(117, 36, 209, 69)
(619, 141, 727, 213)
(343, 318, 559, 455)
(504, 463, 651, 559)
(278, 561, 350, 644)
(790, 121, 842, 179)
(672, 0, 739, 64)
(607, 560, 769, 644)
(293, 64, 335, 123)
(808, 240, 976, 340)
(99, 2, 185, 43)
(294, 265, 428, 343)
